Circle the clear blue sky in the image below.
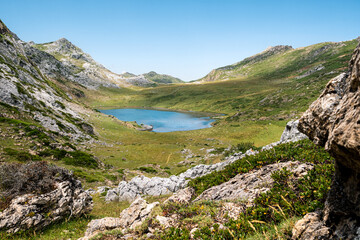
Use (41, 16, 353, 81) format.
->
(1, 0, 359, 81)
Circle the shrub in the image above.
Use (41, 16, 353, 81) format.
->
(137, 166, 157, 174)
(188, 139, 333, 195)
(0, 161, 72, 210)
(63, 151, 98, 169)
(3, 148, 41, 162)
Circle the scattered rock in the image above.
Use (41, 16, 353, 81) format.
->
(106, 120, 307, 202)
(137, 123, 153, 131)
(291, 212, 330, 240)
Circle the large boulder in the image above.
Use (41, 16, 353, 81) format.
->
(80, 197, 158, 240)
(0, 179, 92, 233)
(296, 42, 360, 239)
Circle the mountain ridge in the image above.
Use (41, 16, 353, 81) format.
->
(34, 38, 183, 87)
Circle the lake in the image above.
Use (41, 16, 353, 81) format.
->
(99, 108, 215, 132)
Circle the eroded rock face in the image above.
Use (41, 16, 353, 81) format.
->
(296, 42, 360, 239)
(0, 180, 92, 233)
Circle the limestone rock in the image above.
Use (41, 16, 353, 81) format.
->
(80, 197, 158, 240)
(291, 212, 330, 240)
(296, 42, 360, 239)
(280, 120, 308, 143)
(196, 161, 313, 202)
(0, 180, 93, 233)
(164, 187, 195, 205)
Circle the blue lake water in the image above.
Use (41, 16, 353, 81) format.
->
(100, 108, 215, 132)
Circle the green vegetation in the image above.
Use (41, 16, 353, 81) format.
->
(3, 148, 41, 162)
(159, 140, 334, 239)
(189, 139, 333, 195)
(137, 166, 158, 174)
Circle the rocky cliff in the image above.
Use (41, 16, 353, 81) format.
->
(295, 41, 360, 239)
(0, 20, 94, 139)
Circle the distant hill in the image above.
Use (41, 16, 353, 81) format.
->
(143, 71, 183, 84)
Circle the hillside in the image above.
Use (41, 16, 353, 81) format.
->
(199, 45, 293, 82)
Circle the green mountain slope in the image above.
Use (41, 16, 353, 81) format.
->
(199, 45, 293, 82)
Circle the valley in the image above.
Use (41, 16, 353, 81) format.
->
(0, 17, 359, 240)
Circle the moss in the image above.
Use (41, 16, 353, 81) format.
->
(55, 100, 65, 109)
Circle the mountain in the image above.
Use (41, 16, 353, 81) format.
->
(33, 38, 156, 88)
(143, 71, 183, 84)
(0, 20, 93, 140)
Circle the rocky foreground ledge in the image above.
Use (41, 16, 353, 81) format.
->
(0, 162, 93, 233)
(292, 42, 360, 239)
(104, 120, 307, 202)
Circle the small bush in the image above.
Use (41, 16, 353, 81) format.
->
(39, 149, 67, 160)
(137, 166, 157, 174)
(3, 148, 41, 162)
(63, 151, 98, 169)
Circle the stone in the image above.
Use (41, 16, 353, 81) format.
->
(280, 120, 308, 143)
(291, 212, 330, 240)
(80, 197, 158, 240)
(155, 215, 174, 229)
(0, 180, 92, 233)
(295, 42, 360, 239)
(164, 187, 195, 205)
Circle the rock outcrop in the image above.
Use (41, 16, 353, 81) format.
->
(261, 120, 308, 151)
(80, 197, 158, 240)
(0, 179, 93, 233)
(0, 19, 94, 140)
(105, 149, 259, 202)
(195, 161, 313, 202)
(295, 42, 360, 239)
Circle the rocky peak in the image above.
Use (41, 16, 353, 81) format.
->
(0, 19, 10, 35)
(264, 45, 293, 53)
